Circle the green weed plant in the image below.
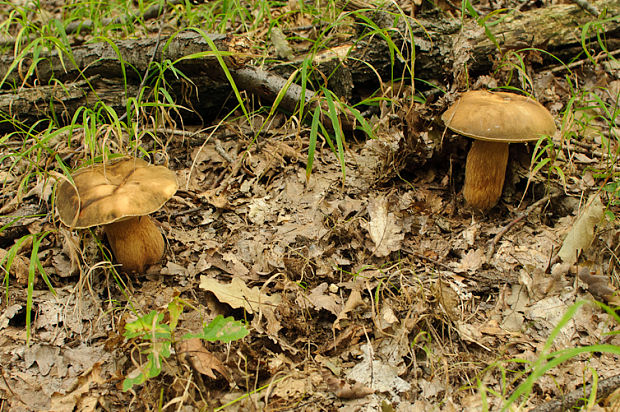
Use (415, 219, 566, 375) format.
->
(123, 297, 249, 391)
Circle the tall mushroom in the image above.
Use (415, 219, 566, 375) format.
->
(56, 157, 178, 272)
(441, 90, 556, 211)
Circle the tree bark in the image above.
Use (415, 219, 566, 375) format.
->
(0, 0, 617, 127)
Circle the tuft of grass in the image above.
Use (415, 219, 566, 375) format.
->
(1, 231, 55, 345)
(467, 300, 619, 410)
(502, 300, 620, 410)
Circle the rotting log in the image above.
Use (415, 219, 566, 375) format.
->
(0, 77, 139, 126)
(337, 0, 620, 84)
(0, 0, 617, 128)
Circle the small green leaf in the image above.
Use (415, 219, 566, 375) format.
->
(124, 310, 170, 340)
(168, 298, 184, 331)
(122, 371, 147, 392)
(183, 315, 249, 343)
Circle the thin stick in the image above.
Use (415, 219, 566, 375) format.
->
(569, 0, 599, 16)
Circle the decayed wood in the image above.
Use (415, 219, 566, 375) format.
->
(454, 0, 620, 76)
(0, 32, 231, 86)
(0, 77, 138, 126)
(337, 0, 620, 81)
(0, 0, 617, 127)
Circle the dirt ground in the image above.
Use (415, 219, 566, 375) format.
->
(0, 1, 619, 411)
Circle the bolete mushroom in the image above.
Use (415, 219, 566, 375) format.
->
(56, 157, 178, 272)
(441, 90, 556, 211)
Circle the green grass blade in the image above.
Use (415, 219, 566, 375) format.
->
(306, 105, 321, 183)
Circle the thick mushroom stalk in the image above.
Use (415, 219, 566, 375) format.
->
(104, 216, 165, 273)
(463, 140, 509, 211)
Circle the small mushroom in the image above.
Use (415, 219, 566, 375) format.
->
(56, 158, 178, 272)
(441, 90, 556, 211)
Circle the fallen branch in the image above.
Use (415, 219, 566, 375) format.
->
(0, 77, 138, 127)
(529, 373, 620, 412)
(0, 1, 616, 128)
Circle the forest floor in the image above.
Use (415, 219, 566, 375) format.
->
(0, 0, 619, 411)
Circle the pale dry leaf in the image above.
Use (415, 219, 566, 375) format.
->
(272, 376, 309, 399)
(364, 195, 404, 257)
(0, 304, 22, 329)
(307, 283, 341, 315)
(347, 343, 411, 397)
(458, 248, 485, 272)
(24, 344, 60, 376)
(177, 338, 229, 380)
(49, 363, 104, 412)
(334, 289, 365, 330)
(558, 194, 604, 265)
(199, 276, 281, 314)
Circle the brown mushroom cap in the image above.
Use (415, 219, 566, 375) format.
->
(56, 158, 178, 228)
(441, 90, 556, 142)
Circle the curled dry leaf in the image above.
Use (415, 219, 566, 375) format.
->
(325, 376, 374, 399)
(0, 248, 29, 285)
(306, 282, 341, 315)
(557, 194, 604, 265)
(177, 338, 229, 381)
(333, 289, 365, 330)
(578, 267, 619, 305)
(436, 281, 461, 321)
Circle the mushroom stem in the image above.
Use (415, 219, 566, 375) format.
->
(463, 140, 510, 211)
(104, 216, 165, 272)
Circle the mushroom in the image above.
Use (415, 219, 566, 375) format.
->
(56, 157, 178, 272)
(441, 90, 556, 211)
